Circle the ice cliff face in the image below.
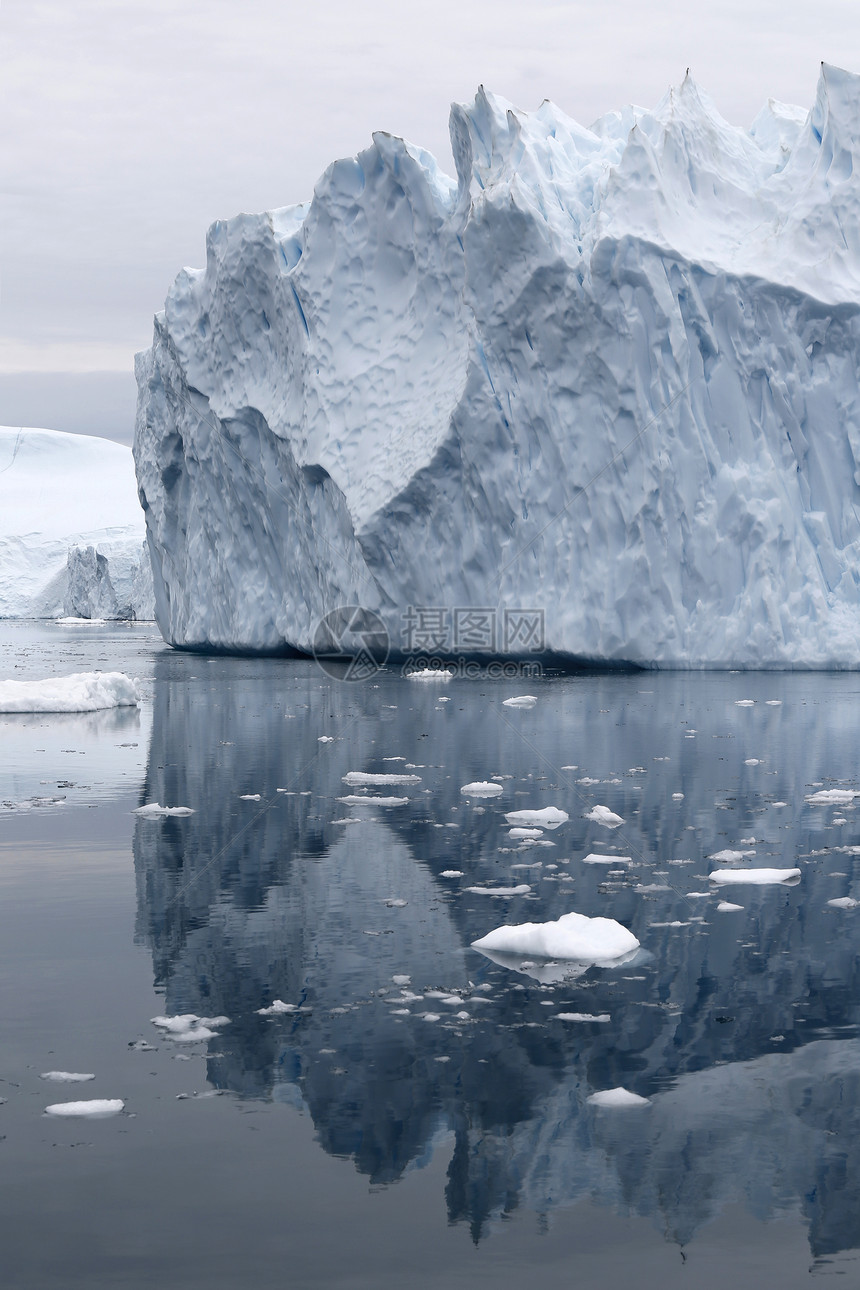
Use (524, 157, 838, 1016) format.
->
(0, 427, 154, 620)
(136, 65, 860, 666)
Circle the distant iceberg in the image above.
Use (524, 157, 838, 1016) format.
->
(137, 66, 860, 666)
(0, 426, 154, 620)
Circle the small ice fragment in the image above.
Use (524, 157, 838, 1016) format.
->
(408, 669, 453, 681)
(384, 898, 408, 908)
(40, 1071, 96, 1083)
(556, 1012, 611, 1023)
(134, 803, 195, 818)
(336, 795, 409, 806)
(709, 868, 801, 885)
(440, 870, 464, 878)
(422, 1013, 441, 1022)
(151, 1014, 230, 1041)
(717, 901, 744, 912)
(827, 897, 859, 909)
(765, 700, 782, 705)
(672, 793, 684, 800)
(584, 805, 624, 828)
(505, 807, 569, 829)
(391, 975, 411, 985)
(587, 1088, 650, 1107)
(318, 736, 335, 743)
(45, 1099, 123, 1118)
(343, 771, 421, 786)
(256, 1000, 297, 1015)
(502, 696, 537, 709)
(744, 759, 761, 766)
(735, 700, 755, 707)
(240, 794, 262, 801)
(460, 781, 504, 797)
(464, 884, 532, 896)
(509, 827, 544, 839)
(710, 849, 756, 862)
(806, 789, 858, 805)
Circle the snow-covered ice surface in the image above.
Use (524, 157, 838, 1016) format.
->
(0, 426, 154, 620)
(0, 672, 139, 713)
(138, 65, 860, 666)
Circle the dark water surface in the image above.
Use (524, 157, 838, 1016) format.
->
(2, 622, 860, 1287)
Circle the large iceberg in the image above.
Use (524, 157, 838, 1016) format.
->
(136, 65, 860, 666)
(0, 426, 155, 620)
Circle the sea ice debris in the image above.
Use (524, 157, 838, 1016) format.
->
(584, 805, 624, 827)
(460, 781, 504, 797)
(505, 807, 569, 830)
(0, 672, 139, 713)
(709, 868, 801, 885)
(45, 1099, 124, 1118)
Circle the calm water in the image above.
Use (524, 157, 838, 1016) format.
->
(2, 621, 860, 1288)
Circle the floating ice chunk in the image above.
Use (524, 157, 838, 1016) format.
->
(502, 695, 537, 709)
(240, 794, 262, 801)
(151, 1014, 230, 1041)
(383, 898, 408, 907)
(55, 616, 108, 625)
(317, 735, 335, 743)
(0, 671, 139, 713)
(408, 669, 453, 681)
(735, 700, 756, 707)
(587, 1088, 650, 1108)
(134, 803, 195, 818)
(45, 1099, 123, 1117)
(827, 896, 859, 909)
(472, 911, 639, 962)
(806, 789, 858, 805)
(709, 868, 801, 885)
(710, 849, 756, 862)
(465, 884, 532, 897)
(505, 807, 569, 830)
(717, 901, 744, 911)
(509, 827, 544, 839)
(584, 805, 624, 828)
(672, 792, 685, 800)
(422, 1013, 441, 1022)
(582, 854, 631, 865)
(256, 1000, 297, 1015)
(460, 781, 504, 797)
(765, 700, 782, 705)
(635, 883, 670, 893)
(343, 771, 422, 786)
(440, 869, 464, 877)
(744, 758, 762, 766)
(336, 795, 409, 806)
(40, 1071, 96, 1083)
(556, 1013, 611, 1023)
(391, 975, 411, 985)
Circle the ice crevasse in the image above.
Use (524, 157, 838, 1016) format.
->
(135, 64, 860, 666)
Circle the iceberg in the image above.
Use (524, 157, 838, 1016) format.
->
(472, 910, 639, 962)
(0, 426, 154, 620)
(136, 66, 860, 666)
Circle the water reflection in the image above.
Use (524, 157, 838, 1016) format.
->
(134, 658, 860, 1254)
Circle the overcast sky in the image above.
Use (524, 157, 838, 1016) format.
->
(2, 0, 859, 443)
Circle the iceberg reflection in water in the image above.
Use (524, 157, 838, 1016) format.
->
(134, 656, 860, 1256)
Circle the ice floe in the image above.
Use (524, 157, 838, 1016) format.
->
(0, 671, 139, 713)
(584, 805, 624, 828)
(343, 771, 422, 786)
(45, 1099, 124, 1117)
(465, 884, 532, 897)
(40, 1071, 96, 1083)
(502, 696, 537, 709)
(587, 1088, 650, 1108)
(709, 868, 801, 885)
(806, 789, 858, 805)
(151, 1014, 230, 1042)
(460, 781, 504, 797)
(472, 910, 639, 963)
(336, 795, 409, 807)
(504, 807, 569, 829)
(134, 803, 195, 817)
